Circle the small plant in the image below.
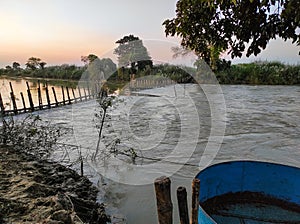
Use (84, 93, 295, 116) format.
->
(124, 147, 137, 164)
(93, 88, 140, 164)
(0, 114, 66, 159)
(94, 89, 116, 159)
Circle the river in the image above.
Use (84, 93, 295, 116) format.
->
(0, 76, 78, 110)
(3, 78, 300, 223)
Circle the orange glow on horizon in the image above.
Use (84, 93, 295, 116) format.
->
(1, 33, 117, 67)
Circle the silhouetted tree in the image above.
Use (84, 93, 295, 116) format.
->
(5, 65, 12, 70)
(39, 61, 47, 69)
(12, 62, 21, 70)
(26, 57, 46, 70)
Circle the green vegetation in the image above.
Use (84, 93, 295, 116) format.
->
(107, 63, 194, 83)
(216, 61, 300, 85)
(0, 114, 66, 159)
(81, 54, 98, 65)
(1, 57, 299, 86)
(0, 36, 299, 87)
(25, 57, 47, 70)
(114, 34, 153, 79)
(0, 2, 299, 86)
(164, 0, 300, 68)
(114, 35, 152, 69)
(0, 59, 85, 80)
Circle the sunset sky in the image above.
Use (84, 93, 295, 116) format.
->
(1, 0, 299, 68)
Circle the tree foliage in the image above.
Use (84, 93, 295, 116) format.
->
(25, 57, 46, 70)
(163, 0, 300, 65)
(81, 54, 98, 65)
(114, 35, 152, 73)
(82, 57, 117, 84)
(1, 64, 84, 80)
(12, 62, 20, 70)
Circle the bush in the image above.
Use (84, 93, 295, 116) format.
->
(216, 61, 300, 85)
(0, 114, 66, 159)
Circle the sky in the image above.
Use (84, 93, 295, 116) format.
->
(0, 0, 299, 68)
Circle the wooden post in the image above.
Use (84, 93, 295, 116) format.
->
(177, 187, 189, 224)
(61, 86, 65, 105)
(78, 87, 82, 101)
(37, 80, 42, 109)
(191, 178, 200, 224)
(154, 176, 173, 224)
(87, 82, 91, 99)
(94, 83, 98, 97)
(45, 82, 51, 109)
(20, 92, 27, 113)
(0, 93, 5, 116)
(83, 87, 87, 101)
(66, 87, 71, 104)
(52, 87, 59, 107)
(9, 82, 18, 115)
(26, 82, 34, 112)
(71, 88, 77, 103)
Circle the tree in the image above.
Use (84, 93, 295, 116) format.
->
(84, 57, 117, 81)
(39, 61, 47, 69)
(114, 35, 152, 74)
(163, 0, 300, 67)
(81, 54, 98, 65)
(25, 57, 46, 70)
(12, 62, 21, 70)
(5, 65, 12, 72)
(80, 57, 117, 93)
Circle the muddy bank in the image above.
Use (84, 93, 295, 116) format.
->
(0, 146, 110, 224)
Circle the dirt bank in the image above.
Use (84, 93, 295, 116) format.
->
(0, 146, 110, 224)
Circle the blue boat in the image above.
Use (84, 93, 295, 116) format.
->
(195, 161, 300, 224)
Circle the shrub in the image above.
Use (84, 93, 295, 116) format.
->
(0, 114, 66, 159)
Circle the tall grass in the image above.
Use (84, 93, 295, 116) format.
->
(217, 61, 300, 85)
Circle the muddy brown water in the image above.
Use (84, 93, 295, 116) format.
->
(8, 83, 300, 224)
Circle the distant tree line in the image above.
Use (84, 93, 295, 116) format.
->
(0, 57, 85, 80)
(0, 34, 299, 86)
(1, 57, 299, 85)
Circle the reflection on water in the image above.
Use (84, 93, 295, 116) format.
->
(0, 77, 79, 110)
(18, 84, 300, 223)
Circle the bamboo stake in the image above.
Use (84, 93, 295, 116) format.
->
(0, 93, 5, 116)
(78, 87, 82, 101)
(52, 87, 59, 107)
(61, 86, 65, 105)
(87, 82, 91, 99)
(154, 176, 173, 224)
(45, 82, 51, 109)
(83, 87, 87, 101)
(66, 87, 71, 104)
(94, 83, 98, 97)
(20, 92, 26, 112)
(37, 80, 42, 109)
(26, 82, 34, 111)
(9, 82, 18, 115)
(177, 187, 189, 224)
(191, 178, 200, 224)
(72, 88, 77, 103)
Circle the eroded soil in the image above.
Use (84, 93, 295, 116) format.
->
(0, 147, 110, 224)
